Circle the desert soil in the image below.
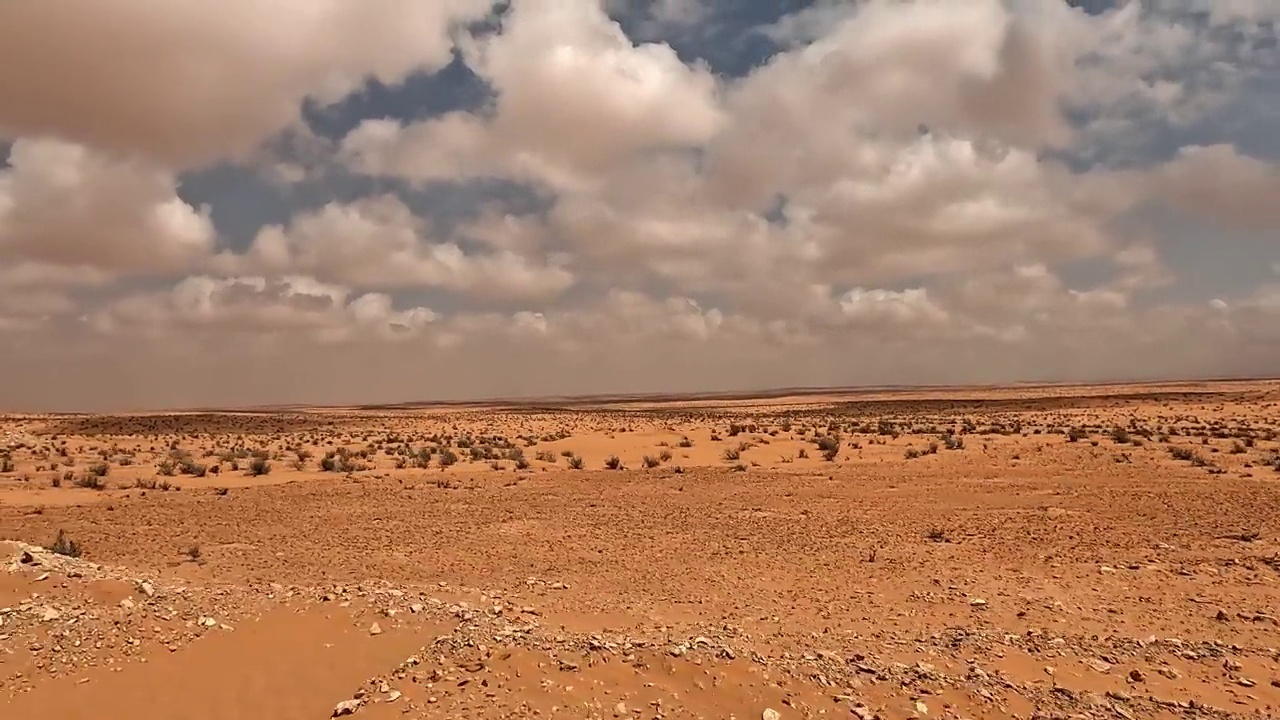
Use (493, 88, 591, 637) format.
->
(2, 380, 1280, 719)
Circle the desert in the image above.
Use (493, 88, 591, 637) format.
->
(3, 1, 1280, 719)
(2, 380, 1280, 719)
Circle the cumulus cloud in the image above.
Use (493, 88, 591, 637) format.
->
(91, 275, 438, 345)
(344, 0, 725, 191)
(0, 0, 495, 168)
(1152, 144, 1280, 230)
(220, 195, 574, 302)
(0, 139, 215, 274)
(0, 0, 1278, 410)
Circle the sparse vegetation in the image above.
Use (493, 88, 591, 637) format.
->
(47, 530, 82, 558)
(74, 474, 106, 490)
(815, 435, 840, 462)
(1169, 446, 1211, 467)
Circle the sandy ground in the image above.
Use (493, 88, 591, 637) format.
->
(2, 380, 1280, 719)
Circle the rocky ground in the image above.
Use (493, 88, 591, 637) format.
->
(1, 380, 1279, 719)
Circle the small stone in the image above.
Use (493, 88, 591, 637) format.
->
(614, 701, 628, 716)
(368, 623, 382, 636)
(1128, 669, 1145, 683)
(332, 698, 362, 717)
(763, 709, 781, 720)
(137, 581, 156, 598)
(914, 700, 929, 715)
(119, 598, 135, 611)
(1237, 677, 1256, 688)
(1088, 659, 1112, 673)
(968, 598, 987, 608)
(41, 608, 61, 622)
(199, 617, 217, 628)
(387, 690, 402, 702)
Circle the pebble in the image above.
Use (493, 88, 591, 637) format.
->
(368, 623, 383, 636)
(762, 709, 781, 720)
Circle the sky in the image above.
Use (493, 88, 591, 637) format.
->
(0, 0, 1278, 411)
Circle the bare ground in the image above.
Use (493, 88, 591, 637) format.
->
(2, 380, 1279, 719)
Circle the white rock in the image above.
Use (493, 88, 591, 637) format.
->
(332, 699, 363, 716)
(763, 709, 782, 720)
(368, 622, 383, 636)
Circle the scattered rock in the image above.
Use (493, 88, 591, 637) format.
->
(762, 709, 781, 720)
(368, 623, 382, 636)
(332, 698, 363, 717)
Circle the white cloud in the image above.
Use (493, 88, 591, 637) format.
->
(91, 274, 438, 344)
(1153, 144, 1280, 230)
(224, 195, 574, 302)
(345, 0, 725, 191)
(0, 0, 495, 167)
(0, 0, 1278, 409)
(0, 138, 215, 273)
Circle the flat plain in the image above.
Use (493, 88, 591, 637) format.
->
(2, 380, 1280, 720)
